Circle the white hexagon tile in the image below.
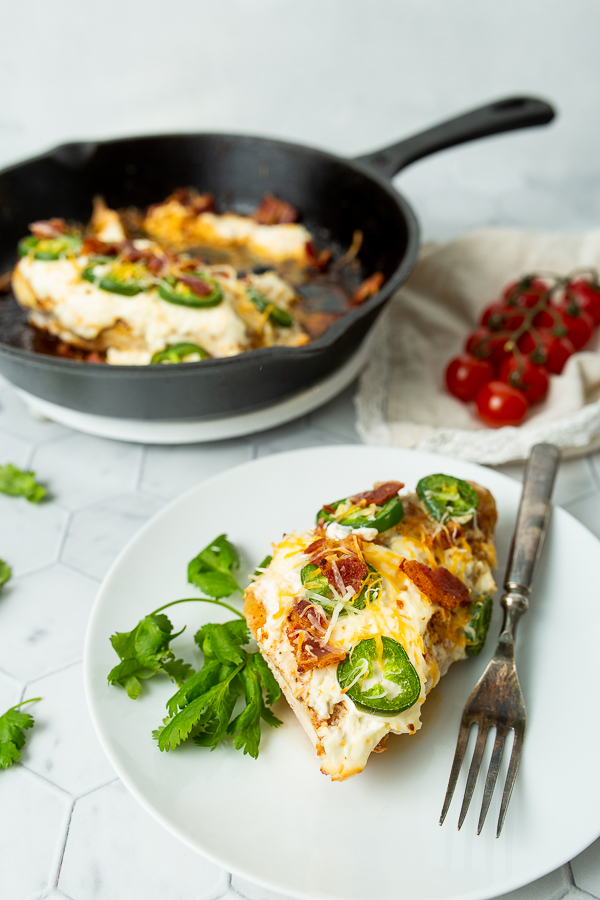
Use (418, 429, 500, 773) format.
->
(1, 377, 600, 900)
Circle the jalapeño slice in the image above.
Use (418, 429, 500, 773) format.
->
(316, 494, 404, 533)
(337, 636, 421, 716)
(158, 274, 223, 308)
(150, 343, 209, 365)
(463, 594, 493, 657)
(18, 234, 82, 260)
(82, 259, 153, 296)
(246, 286, 293, 327)
(416, 474, 479, 524)
(300, 562, 381, 614)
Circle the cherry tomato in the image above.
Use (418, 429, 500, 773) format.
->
(533, 307, 562, 330)
(498, 357, 549, 405)
(475, 381, 529, 427)
(445, 354, 495, 402)
(466, 328, 512, 367)
(481, 303, 526, 331)
(481, 302, 505, 329)
(503, 277, 548, 309)
(562, 279, 600, 325)
(559, 308, 594, 350)
(523, 329, 575, 374)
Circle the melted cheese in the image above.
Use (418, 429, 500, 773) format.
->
(13, 254, 308, 363)
(245, 489, 497, 781)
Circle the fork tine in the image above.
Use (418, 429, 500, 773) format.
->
(439, 720, 473, 825)
(496, 725, 525, 837)
(457, 723, 488, 830)
(476, 726, 506, 835)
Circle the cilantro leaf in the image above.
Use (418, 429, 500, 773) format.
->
(227, 665, 264, 758)
(156, 620, 281, 758)
(250, 651, 281, 706)
(165, 659, 223, 716)
(0, 698, 41, 768)
(188, 534, 241, 598)
(161, 658, 195, 687)
(156, 677, 241, 751)
(0, 559, 11, 590)
(194, 620, 249, 665)
(0, 464, 46, 503)
(108, 613, 189, 699)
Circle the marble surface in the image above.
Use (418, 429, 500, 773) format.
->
(1, 374, 600, 900)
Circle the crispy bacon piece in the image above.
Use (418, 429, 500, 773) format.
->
(305, 241, 332, 270)
(297, 310, 340, 340)
(0, 270, 12, 293)
(399, 558, 470, 609)
(352, 271, 384, 306)
(170, 188, 215, 213)
(147, 254, 168, 276)
(252, 193, 298, 225)
(350, 481, 403, 506)
(305, 537, 368, 595)
(320, 556, 367, 596)
(29, 218, 67, 239)
(177, 274, 213, 296)
(81, 237, 120, 257)
(286, 599, 346, 673)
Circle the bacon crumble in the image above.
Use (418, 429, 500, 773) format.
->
(352, 271, 384, 306)
(252, 193, 297, 225)
(286, 599, 346, 673)
(29, 218, 68, 239)
(399, 558, 470, 609)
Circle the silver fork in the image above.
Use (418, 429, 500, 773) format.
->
(440, 442, 560, 837)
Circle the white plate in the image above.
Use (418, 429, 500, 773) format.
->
(84, 446, 600, 900)
(15, 339, 370, 444)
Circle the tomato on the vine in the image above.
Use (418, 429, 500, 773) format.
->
(526, 330, 575, 374)
(562, 279, 600, 325)
(480, 302, 505, 328)
(559, 308, 594, 350)
(498, 357, 549, 404)
(475, 381, 529, 427)
(503, 277, 548, 309)
(445, 354, 495, 402)
(466, 328, 512, 366)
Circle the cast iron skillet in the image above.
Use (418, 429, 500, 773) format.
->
(0, 96, 555, 420)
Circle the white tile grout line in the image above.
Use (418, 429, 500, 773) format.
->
(54, 508, 73, 564)
(53, 799, 75, 891)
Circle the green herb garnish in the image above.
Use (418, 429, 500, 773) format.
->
(0, 698, 41, 769)
(153, 618, 281, 758)
(0, 464, 46, 503)
(0, 559, 11, 589)
(188, 534, 242, 599)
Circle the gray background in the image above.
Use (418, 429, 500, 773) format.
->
(1, 0, 599, 240)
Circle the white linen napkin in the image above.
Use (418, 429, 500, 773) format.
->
(355, 228, 600, 463)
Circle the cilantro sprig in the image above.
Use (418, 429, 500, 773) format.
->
(154, 619, 281, 758)
(0, 698, 41, 768)
(188, 533, 242, 598)
(108, 534, 242, 699)
(107, 533, 282, 758)
(107, 614, 194, 699)
(0, 464, 46, 503)
(0, 559, 10, 590)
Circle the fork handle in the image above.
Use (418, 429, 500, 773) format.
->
(504, 443, 560, 597)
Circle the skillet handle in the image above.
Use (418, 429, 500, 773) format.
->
(354, 96, 555, 180)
